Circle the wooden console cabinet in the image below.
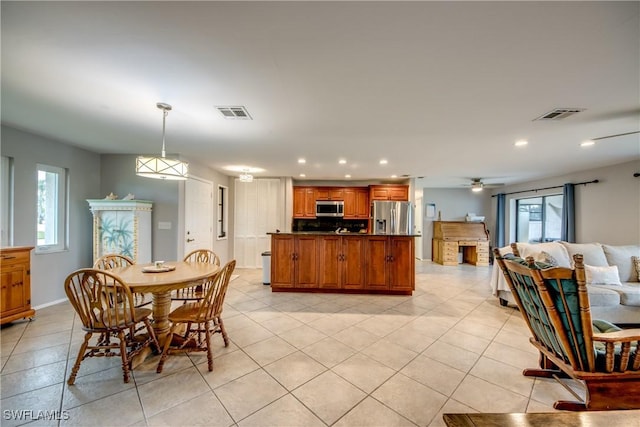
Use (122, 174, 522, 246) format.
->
(87, 199, 153, 263)
(1, 246, 36, 324)
(432, 221, 489, 266)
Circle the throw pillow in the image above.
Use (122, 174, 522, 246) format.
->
(602, 245, 640, 282)
(536, 251, 558, 266)
(633, 256, 640, 282)
(584, 264, 622, 286)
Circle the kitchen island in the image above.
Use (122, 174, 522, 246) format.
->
(268, 232, 417, 295)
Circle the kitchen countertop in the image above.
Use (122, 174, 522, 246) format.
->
(267, 231, 420, 237)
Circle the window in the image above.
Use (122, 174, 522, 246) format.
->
(217, 185, 228, 240)
(36, 164, 67, 253)
(516, 194, 563, 243)
(1, 156, 12, 247)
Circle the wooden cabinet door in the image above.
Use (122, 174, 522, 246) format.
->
(355, 188, 370, 218)
(369, 185, 408, 201)
(1, 267, 26, 314)
(303, 188, 316, 217)
(344, 188, 369, 219)
(343, 189, 356, 218)
(388, 186, 409, 201)
(315, 188, 330, 200)
(318, 236, 341, 289)
(365, 236, 389, 289)
(293, 188, 306, 218)
(293, 187, 316, 218)
(329, 188, 344, 200)
(342, 236, 365, 289)
(389, 237, 414, 291)
(271, 235, 295, 287)
(295, 236, 319, 287)
(369, 186, 390, 201)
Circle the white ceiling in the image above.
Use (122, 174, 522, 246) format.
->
(2, 1, 639, 187)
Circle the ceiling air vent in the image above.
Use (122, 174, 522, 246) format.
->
(216, 106, 252, 120)
(534, 108, 585, 121)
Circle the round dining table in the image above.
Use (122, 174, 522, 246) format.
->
(109, 261, 220, 338)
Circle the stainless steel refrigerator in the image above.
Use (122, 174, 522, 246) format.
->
(371, 201, 414, 235)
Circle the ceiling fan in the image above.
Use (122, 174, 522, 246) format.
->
(464, 178, 505, 192)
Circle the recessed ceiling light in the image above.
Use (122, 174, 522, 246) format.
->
(345, 174, 351, 178)
(298, 158, 306, 164)
(338, 159, 347, 165)
(379, 159, 388, 165)
(515, 140, 528, 147)
(581, 140, 595, 147)
(299, 173, 306, 177)
(391, 175, 397, 178)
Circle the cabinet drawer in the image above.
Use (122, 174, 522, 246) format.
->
(475, 246, 489, 254)
(458, 241, 478, 246)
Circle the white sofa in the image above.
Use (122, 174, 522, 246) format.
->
(490, 241, 640, 325)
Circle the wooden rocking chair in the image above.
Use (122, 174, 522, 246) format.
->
(494, 248, 640, 410)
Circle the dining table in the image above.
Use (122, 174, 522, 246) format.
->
(109, 260, 220, 339)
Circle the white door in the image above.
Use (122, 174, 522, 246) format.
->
(184, 177, 213, 255)
(415, 197, 423, 260)
(234, 178, 282, 268)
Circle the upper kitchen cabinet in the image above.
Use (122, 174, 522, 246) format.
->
(369, 184, 409, 201)
(293, 187, 316, 218)
(343, 187, 369, 219)
(315, 188, 344, 201)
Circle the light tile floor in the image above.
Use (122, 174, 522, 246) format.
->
(2, 261, 639, 426)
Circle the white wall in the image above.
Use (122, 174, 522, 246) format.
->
(490, 159, 640, 246)
(1, 125, 100, 307)
(416, 187, 492, 260)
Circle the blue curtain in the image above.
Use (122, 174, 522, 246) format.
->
(561, 183, 575, 242)
(495, 193, 506, 248)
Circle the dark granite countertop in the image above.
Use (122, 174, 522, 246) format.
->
(267, 231, 420, 237)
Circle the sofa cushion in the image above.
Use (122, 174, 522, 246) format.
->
(516, 242, 572, 268)
(602, 245, 640, 282)
(587, 286, 621, 307)
(585, 265, 622, 286)
(561, 242, 609, 267)
(596, 283, 640, 307)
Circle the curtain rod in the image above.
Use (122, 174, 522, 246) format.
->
(491, 179, 599, 197)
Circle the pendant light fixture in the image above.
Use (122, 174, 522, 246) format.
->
(136, 102, 188, 180)
(239, 169, 254, 182)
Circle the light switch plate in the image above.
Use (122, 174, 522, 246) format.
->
(158, 221, 172, 230)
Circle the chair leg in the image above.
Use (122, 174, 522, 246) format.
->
(118, 330, 131, 383)
(68, 332, 92, 385)
(217, 316, 229, 347)
(205, 321, 213, 372)
(156, 324, 177, 373)
(144, 318, 161, 353)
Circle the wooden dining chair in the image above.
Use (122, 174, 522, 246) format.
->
(157, 259, 236, 373)
(64, 268, 160, 384)
(171, 249, 221, 303)
(93, 253, 151, 308)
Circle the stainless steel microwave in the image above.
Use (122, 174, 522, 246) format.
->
(316, 200, 344, 217)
